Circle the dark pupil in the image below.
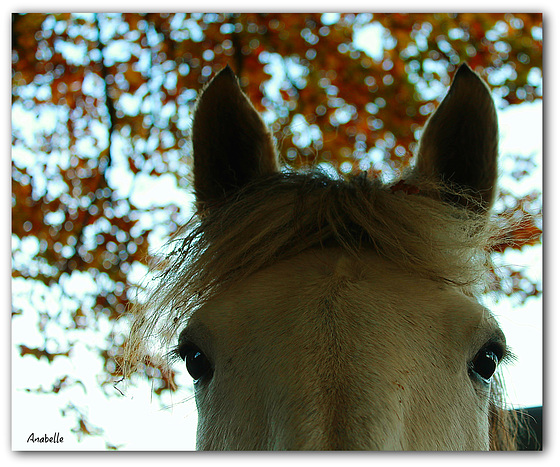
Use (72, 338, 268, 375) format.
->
(184, 348, 211, 382)
(472, 350, 498, 382)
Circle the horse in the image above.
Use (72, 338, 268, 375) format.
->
(125, 63, 523, 450)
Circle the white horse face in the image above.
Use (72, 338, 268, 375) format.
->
(158, 62, 509, 450)
(181, 249, 505, 450)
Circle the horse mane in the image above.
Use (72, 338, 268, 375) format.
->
(124, 168, 520, 449)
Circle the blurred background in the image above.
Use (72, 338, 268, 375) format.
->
(11, 13, 542, 450)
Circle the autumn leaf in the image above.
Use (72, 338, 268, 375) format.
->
(19, 345, 70, 363)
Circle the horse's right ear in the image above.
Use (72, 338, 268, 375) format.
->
(192, 66, 278, 215)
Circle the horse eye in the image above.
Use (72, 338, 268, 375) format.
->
(180, 345, 213, 383)
(469, 348, 500, 384)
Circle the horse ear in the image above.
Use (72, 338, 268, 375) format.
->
(414, 63, 498, 212)
(192, 65, 278, 214)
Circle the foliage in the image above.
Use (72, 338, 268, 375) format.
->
(11, 13, 542, 443)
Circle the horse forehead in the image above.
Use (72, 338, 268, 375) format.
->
(195, 248, 487, 344)
(189, 249, 497, 450)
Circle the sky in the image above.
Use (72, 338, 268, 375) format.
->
(10, 13, 543, 452)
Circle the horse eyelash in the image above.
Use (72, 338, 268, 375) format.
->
(166, 344, 183, 363)
(500, 345, 517, 366)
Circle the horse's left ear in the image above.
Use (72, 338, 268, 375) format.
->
(192, 66, 278, 214)
(414, 64, 498, 212)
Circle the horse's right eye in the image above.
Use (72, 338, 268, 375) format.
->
(180, 345, 213, 383)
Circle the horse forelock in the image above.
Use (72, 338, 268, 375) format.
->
(126, 170, 500, 352)
(186, 169, 496, 291)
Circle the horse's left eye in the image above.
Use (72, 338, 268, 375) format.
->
(469, 348, 500, 384)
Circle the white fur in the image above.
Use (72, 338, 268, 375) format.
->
(190, 248, 498, 450)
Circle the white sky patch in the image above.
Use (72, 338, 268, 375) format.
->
(353, 22, 384, 61)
